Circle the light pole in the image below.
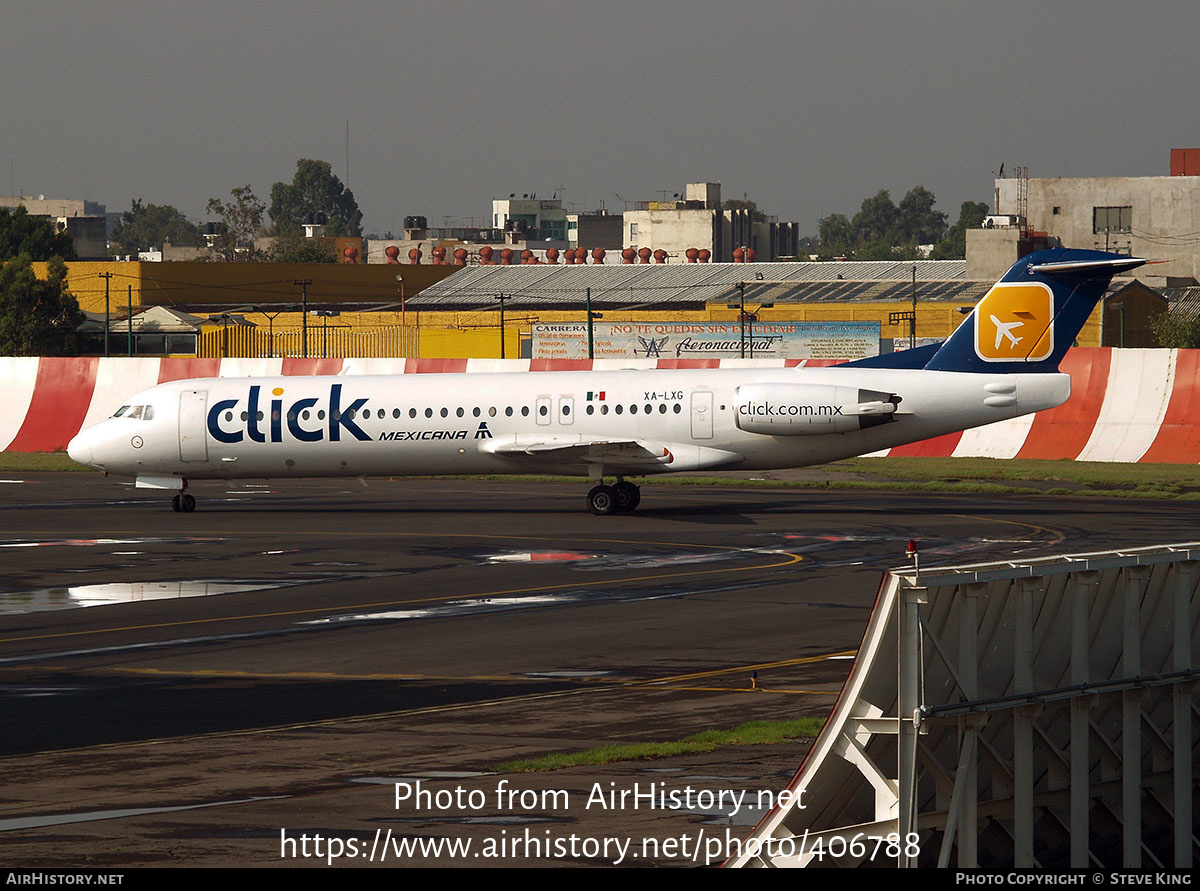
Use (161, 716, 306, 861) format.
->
(910, 264, 917, 350)
(738, 282, 746, 357)
(311, 309, 341, 358)
(585, 287, 603, 359)
(207, 312, 235, 358)
(293, 278, 312, 357)
(497, 293, 509, 359)
(395, 273, 405, 326)
(244, 305, 288, 358)
(98, 272, 113, 357)
(746, 302, 774, 358)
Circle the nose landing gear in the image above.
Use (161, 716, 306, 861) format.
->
(170, 486, 196, 512)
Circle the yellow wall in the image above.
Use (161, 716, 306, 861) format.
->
(37, 260, 457, 314)
(419, 328, 504, 359)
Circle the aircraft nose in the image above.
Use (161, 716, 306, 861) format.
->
(67, 428, 95, 467)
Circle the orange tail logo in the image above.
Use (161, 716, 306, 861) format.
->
(974, 282, 1054, 362)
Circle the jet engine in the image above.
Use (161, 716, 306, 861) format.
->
(733, 383, 900, 435)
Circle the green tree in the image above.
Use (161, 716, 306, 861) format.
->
(853, 238, 924, 261)
(896, 186, 948, 246)
(269, 159, 363, 237)
(817, 213, 854, 257)
(1149, 310, 1200, 348)
(931, 200, 989, 260)
(109, 200, 202, 255)
(268, 229, 338, 263)
(205, 186, 267, 261)
(851, 190, 900, 245)
(0, 255, 84, 355)
(0, 206, 77, 261)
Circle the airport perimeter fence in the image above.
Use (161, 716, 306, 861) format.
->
(198, 325, 418, 359)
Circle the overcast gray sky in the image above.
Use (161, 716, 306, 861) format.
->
(3, 1, 1196, 236)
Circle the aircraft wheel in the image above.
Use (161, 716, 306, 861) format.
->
(613, 481, 640, 513)
(587, 484, 617, 515)
(179, 493, 197, 513)
(171, 494, 181, 512)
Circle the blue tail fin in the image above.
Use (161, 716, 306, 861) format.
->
(922, 248, 1145, 373)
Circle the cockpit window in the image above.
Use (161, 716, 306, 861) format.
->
(113, 405, 130, 417)
(128, 405, 144, 420)
(142, 405, 155, 421)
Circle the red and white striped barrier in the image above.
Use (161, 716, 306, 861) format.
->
(1, 350, 1195, 463)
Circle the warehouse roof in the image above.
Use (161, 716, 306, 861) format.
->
(414, 259, 968, 308)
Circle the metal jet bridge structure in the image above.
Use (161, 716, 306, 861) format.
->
(729, 543, 1200, 868)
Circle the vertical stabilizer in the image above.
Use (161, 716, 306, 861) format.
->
(924, 248, 1145, 373)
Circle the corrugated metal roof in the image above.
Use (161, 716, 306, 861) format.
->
(727, 280, 992, 304)
(1162, 287, 1200, 319)
(414, 259, 968, 308)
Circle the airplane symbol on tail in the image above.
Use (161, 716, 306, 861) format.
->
(989, 315, 1024, 350)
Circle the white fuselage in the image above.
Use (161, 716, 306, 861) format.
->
(67, 366, 1070, 485)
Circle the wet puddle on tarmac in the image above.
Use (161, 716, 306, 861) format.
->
(0, 580, 296, 615)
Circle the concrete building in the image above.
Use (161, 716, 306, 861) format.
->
(491, 195, 568, 244)
(623, 181, 725, 261)
(567, 210, 622, 251)
(976, 152, 1200, 285)
(622, 181, 799, 263)
(0, 194, 110, 259)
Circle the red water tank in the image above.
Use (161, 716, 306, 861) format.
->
(385, 245, 400, 264)
(500, 248, 514, 265)
(408, 248, 422, 264)
(621, 248, 636, 263)
(653, 249, 667, 263)
(592, 248, 606, 264)
(685, 247, 699, 263)
(1170, 148, 1200, 176)
(637, 247, 652, 263)
(698, 249, 710, 263)
(546, 248, 559, 263)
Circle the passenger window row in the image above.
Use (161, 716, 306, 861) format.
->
(217, 402, 685, 424)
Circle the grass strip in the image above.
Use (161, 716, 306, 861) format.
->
(10, 453, 1200, 498)
(0, 452, 89, 472)
(494, 717, 826, 773)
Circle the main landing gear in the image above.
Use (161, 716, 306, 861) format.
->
(586, 479, 641, 515)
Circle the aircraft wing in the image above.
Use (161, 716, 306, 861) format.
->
(481, 436, 744, 474)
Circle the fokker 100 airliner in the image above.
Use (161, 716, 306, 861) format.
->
(67, 249, 1143, 514)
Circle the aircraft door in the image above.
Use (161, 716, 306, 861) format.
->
(179, 390, 209, 462)
(690, 391, 713, 440)
(535, 396, 552, 426)
(559, 396, 575, 425)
